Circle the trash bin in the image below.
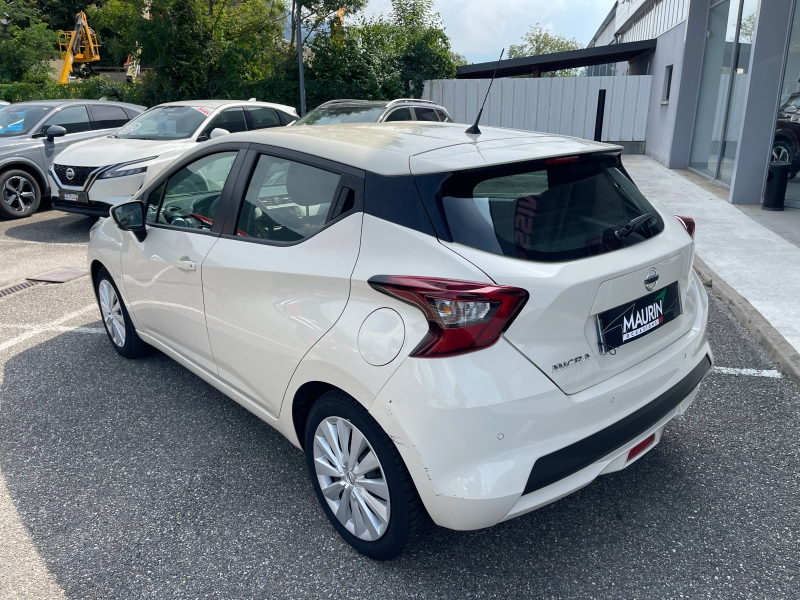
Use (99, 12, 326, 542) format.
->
(762, 160, 792, 211)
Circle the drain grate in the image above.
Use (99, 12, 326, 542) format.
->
(0, 280, 42, 298)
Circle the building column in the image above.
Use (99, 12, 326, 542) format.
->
(729, 0, 795, 204)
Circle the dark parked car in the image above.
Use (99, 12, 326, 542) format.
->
(774, 92, 800, 177)
(0, 99, 144, 219)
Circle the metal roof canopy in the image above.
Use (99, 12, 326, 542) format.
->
(456, 39, 657, 79)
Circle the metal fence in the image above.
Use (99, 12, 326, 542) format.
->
(422, 75, 652, 143)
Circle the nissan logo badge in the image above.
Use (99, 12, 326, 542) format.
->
(644, 267, 659, 291)
(65, 168, 75, 181)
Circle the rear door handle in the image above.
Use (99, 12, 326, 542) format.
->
(175, 260, 196, 271)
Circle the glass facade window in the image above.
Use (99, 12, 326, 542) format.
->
(689, 0, 758, 184)
(774, 1, 800, 208)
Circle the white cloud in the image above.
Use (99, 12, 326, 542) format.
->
(362, 0, 614, 63)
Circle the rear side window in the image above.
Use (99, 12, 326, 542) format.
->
(435, 109, 452, 122)
(247, 107, 281, 130)
(414, 107, 440, 122)
(91, 105, 129, 129)
(236, 155, 341, 243)
(432, 156, 664, 263)
(44, 105, 91, 134)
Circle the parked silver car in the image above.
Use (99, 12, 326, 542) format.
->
(293, 98, 453, 125)
(0, 100, 144, 219)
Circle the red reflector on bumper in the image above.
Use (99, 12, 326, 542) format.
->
(627, 433, 655, 462)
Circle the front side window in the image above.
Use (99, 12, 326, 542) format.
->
(430, 156, 664, 263)
(236, 155, 341, 242)
(201, 107, 248, 137)
(44, 105, 91, 134)
(155, 152, 237, 230)
(116, 106, 211, 140)
(0, 104, 53, 136)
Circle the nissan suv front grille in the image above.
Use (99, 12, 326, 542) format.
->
(53, 165, 97, 188)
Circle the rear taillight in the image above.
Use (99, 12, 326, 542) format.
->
(368, 276, 529, 358)
(675, 215, 695, 238)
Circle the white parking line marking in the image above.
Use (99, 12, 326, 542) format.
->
(0, 305, 96, 353)
(712, 366, 783, 378)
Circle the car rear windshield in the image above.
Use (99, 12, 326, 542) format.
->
(294, 105, 386, 125)
(115, 105, 210, 140)
(431, 155, 664, 263)
(0, 104, 53, 136)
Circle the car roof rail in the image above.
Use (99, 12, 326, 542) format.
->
(386, 98, 437, 107)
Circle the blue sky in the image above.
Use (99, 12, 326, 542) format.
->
(363, 0, 616, 64)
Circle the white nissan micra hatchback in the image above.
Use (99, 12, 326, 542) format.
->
(89, 122, 712, 560)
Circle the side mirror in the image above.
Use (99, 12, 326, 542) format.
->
(209, 127, 230, 139)
(45, 125, 67, 142)
(110, 201, 147, 241)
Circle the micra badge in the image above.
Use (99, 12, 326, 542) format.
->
(552, 354, 591, 373)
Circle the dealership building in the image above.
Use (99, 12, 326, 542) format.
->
(586, 0, 800, 207)
(449, 0, 800, 208)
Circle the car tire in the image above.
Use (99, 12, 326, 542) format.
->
(305, 390, 432, 560)
(95, 267, 150, 358)
(0, 169, 41, 219)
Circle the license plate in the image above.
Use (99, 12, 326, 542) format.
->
(59, 190, 88, 203)
(597, 282, 682, 352)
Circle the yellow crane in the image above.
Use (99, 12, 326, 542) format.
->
(57, 12, 101, 84)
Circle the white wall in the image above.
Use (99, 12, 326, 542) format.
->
(422, 76, 652, 142)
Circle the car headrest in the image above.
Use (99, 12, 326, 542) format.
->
(286, 161, 334, 207)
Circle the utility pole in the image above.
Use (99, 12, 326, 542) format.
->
(296, 0, 306, 116)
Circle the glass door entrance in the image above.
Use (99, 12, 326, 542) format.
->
(775, 1, 800, 209)
(689, 0, 758, 185)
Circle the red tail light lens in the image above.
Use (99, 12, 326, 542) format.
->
(675, 215, 695, 238)
(368, 276, 529, 358)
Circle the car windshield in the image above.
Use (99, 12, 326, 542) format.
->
(0, 104, 53, 137)
(294, 105, 386, 126)
(421, 155, 665, 263)
(115, 105, 211, 140)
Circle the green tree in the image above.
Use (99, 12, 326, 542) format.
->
(508, 23, 582, 77)
(0, 0, 59, 83)
(300, 0, 458, 105)
(90, 0, 287, 102)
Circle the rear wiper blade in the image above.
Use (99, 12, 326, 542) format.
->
(615, 213, 656, 240)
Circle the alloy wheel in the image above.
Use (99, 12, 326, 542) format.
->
(98, 279, 126, 347)
(2, 175, 36, 213)
(313, 416, 391, 541)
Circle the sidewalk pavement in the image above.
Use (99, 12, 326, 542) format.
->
(624, 155, 800, 383)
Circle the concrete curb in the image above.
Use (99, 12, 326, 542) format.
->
(694, 256, 800, 387)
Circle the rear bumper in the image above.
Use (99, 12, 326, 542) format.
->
(370, 272, 712, 531)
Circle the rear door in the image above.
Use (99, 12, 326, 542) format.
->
(411, 151, 697, 394)
(201, 147, 364, 417)
(87, 104, 132, 133)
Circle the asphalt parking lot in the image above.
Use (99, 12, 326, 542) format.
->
(1, 208, 798, 599)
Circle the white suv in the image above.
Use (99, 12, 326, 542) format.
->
(89, 122, 711, 560)
(50, 99, 298, 217)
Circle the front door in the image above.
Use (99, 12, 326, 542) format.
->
(120, 149, 243, 372)
(202, 150, 364, 416)
(37, 105, 103, 166)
